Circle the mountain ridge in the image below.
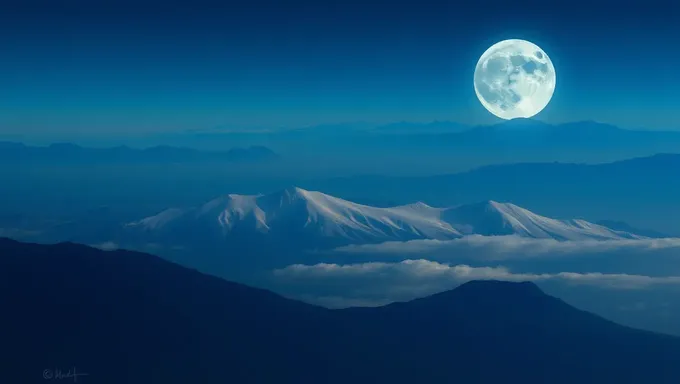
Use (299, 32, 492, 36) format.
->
(127, 187, 647, 248)
(2, 238, 680, 384)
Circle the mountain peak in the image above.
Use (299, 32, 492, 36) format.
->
(395, 201, 434, 210)
(128, 190, 647, 246)
(449, 200, 523, 217)
(286, 186, 309, 194)
(276, 186, 315, 202)
(397, 280, 551, 315)
(421, 280, 545, 300)
(454, 280, 544, 297)
(412, 201, 433, 209)
(398, 280, 552, 317)
(480, 199, 509, 209)
(492, 118, 552, 130)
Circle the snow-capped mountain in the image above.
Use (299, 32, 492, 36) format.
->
(127, 187, 461, 245)
(126, 187, 645, 249)
(441, 201, 643, 241)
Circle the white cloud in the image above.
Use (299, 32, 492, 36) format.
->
(273, 259, 680, 308)
(277, 259, 680, 287)
(332, 235, 680, 260)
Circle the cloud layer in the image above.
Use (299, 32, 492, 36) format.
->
(332, 235, 680, 260)
(273, 259, 680, 308)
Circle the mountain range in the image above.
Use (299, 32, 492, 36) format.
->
(125, 187, 647, 253)
(64, 120, 680, 178)
(0, 142, 279, 164)
(135, 119, 680, 152)
(176, 119, 680, 140)
(2, 238, 680, 384)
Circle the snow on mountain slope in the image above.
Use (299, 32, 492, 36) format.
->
(441, 201, 645, 240)
(131, 208, 187, 230)
(127, 187, 462, 243)
(127, 187, 646, 246)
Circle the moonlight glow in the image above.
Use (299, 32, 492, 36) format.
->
(474, 39, 556, 119)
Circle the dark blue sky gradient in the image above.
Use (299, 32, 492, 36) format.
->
(1, 0, 679, 138)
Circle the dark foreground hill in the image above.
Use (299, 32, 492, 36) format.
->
(1, 238, 680, 384)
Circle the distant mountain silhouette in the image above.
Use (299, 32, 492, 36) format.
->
(393, 120, 678, 145)
(371, 120, 470, 134)
(320, 120, 680, 150)
(2, 238, 680, 384)
(120, 119, 680, 154)
(0, 142, 279, 164)
(201, 119, 676, 139)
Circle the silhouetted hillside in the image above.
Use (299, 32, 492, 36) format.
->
(1, 238, 680, 384)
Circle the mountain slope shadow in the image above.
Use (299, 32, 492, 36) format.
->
(1, 238, 680, 384)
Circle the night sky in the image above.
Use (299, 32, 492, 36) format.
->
(1, 0, 679, 139)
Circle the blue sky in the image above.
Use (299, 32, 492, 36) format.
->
(1, 0, 679, 139)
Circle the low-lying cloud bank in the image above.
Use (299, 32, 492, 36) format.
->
(273, 259, 680, 308)
(332, 235, 680, 260)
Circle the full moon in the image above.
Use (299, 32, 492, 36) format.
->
(473, 39, 556, 119)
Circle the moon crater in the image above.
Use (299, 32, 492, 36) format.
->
(474, 39, 556, 119)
